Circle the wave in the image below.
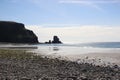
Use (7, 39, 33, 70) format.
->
(37, 42, 120, 48)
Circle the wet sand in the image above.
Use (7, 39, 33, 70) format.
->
(62, 52, 120, 66)
(0, 49, 120, 80)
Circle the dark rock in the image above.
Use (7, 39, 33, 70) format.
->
(49, 40, 52, 43)
(45, 40, 52, 44)
(45, 36, 62, 44)
(0, 21, 39, 43)
(52, 36, 62, 44)
(67, 76, 77, 80)
(20, 77, 31, 80)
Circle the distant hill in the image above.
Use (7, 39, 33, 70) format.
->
(0, 21, 39, 43)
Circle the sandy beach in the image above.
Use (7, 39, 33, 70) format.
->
(31, 45, 120, 67)
(0, 49, 120, 80)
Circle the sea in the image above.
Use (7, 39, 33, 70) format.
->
(33, 42, 120, 55)
(1, 42, 120, 56)
(1, 42, 120, 66)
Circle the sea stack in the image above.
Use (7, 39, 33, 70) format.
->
(0, 21, 39, 43)
(52, 36, 62, 44)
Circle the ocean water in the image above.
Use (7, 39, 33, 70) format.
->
(34, 42, 120, 55)
(1, 42, 120, 65)
(31, 42, 120, 66)
(1, 42, 120, 55)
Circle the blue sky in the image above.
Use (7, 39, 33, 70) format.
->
(0, 0, 120, 26)
(1, 0, 120, 43)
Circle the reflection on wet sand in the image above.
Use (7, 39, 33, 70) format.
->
(53, 47, 59, 51)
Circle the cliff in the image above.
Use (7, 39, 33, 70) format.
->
(0, 21, 39, 43)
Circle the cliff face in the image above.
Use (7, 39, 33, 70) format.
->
(0, 21, 39, 43)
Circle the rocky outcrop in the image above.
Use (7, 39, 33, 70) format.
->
(45, 36, 62, 44)
(52, 36, 62, 44)
(0, 21, 39, 43)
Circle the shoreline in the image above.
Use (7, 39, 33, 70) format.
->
(0, 49, 120, 80)
(61, 52, 120, 67)
(31, 46, 120, 67)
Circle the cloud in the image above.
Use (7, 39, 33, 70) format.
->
(59, 0, 120, 12)
(25, 25, 120, 43)
(7, 0, 42, 4)
(59, 0, 120, 4)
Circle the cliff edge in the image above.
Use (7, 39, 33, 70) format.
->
(0, 21, 39, 43)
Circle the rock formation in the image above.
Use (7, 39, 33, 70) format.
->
(52, 36, 62, 44)
(0, 21, 39, 43)
(45, 36, 62, 44)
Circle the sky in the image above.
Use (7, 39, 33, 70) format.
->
(0, 0, 120, 43)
